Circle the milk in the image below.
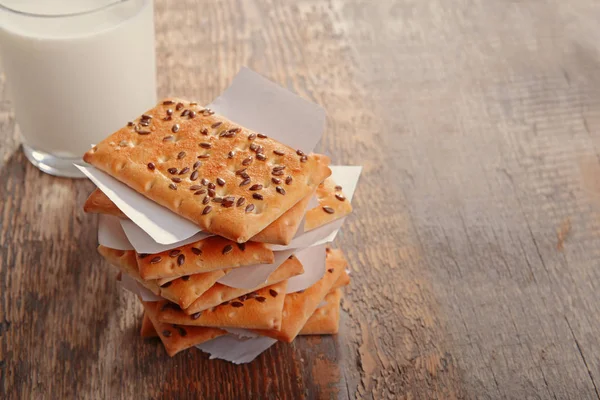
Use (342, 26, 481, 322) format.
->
(0, 0, 156, 169)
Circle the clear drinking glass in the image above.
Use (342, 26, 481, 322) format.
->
(0, 0, 157, 178)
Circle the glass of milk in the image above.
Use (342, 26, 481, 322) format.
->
(0, 0, 157, 178)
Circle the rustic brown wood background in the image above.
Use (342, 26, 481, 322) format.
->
(3, 0, 600, 398)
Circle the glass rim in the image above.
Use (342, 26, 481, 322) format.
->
(0, 0, 135, 19)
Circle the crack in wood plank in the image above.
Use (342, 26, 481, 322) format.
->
(565, 316, 600, 400)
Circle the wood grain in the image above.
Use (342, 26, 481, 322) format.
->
(4, 0, 600, 398)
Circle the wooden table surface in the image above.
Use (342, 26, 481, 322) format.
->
(3, 0, 600, 398)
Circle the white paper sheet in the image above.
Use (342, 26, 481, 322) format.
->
(269, 218, 344, 251)
(77, 164, 200, 244)
(329, 166, 362, 202)
(80, 68, 326, 246)
(216, 249, 296, 289)
(98, 214, 133, 250)
(196, 334, 277, 364)
(120, 219, 212, 254)
(117, 192, 315, 254)
(286, 244, 327, 293)
(207, 67, 325, 152)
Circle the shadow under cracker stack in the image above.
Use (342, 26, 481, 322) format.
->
(83, 98, 331, 243)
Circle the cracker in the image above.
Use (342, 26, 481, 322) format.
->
(86, 188, 314, 245)
(156, 280, 287, 330)
(142, 300, 225, 357)
(184, 254, 304, 315)
(304, 177, 352, 232)
(252, 249, 346, 342)
(332, 268, 350, 290)
(136, 236, 274, 280)
(84, 189, 127, 218)
(140, 313, 158, 338)
(299, 289, 342, 335)
(83, 98, 331, 243)
(98, 245, 229, 308)
(155, 276, 178, 286)
(98, 246, 161, 295)
(248, 190, 314, 244)
(158, 269, 229, 309)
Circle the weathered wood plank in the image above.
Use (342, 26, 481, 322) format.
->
(5, 0, 600, 399)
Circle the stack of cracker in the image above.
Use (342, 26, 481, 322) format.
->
(81, 77, 359, 363)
